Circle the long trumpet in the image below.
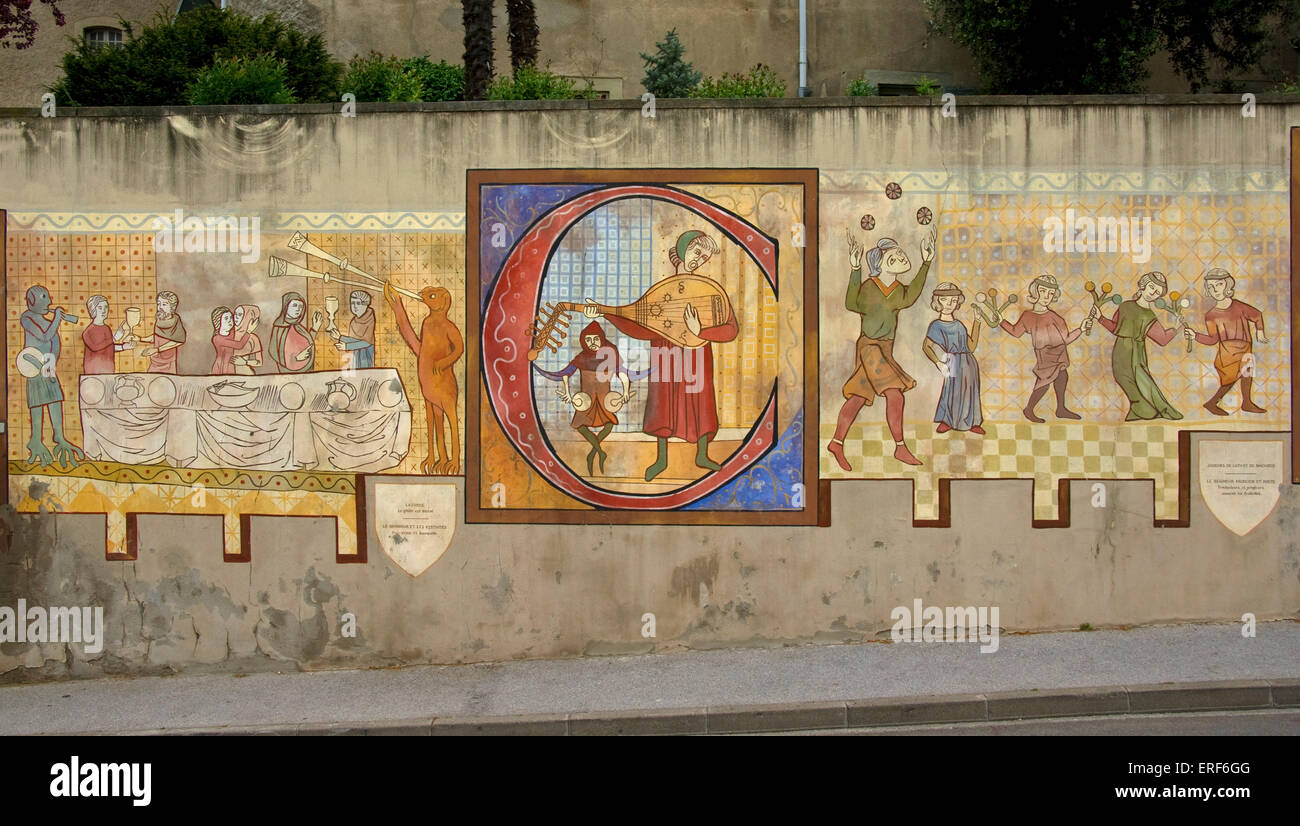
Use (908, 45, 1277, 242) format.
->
(288, 231, 387, 287)
(268, 256, 421, 299)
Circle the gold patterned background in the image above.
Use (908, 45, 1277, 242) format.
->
(6, 222, 466, 478)
(818, 172, 1291, 520)
(6, 230, 157, 458)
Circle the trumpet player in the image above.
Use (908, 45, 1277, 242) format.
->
(20, 285, 83, 467)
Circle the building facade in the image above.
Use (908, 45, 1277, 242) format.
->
(4, 0, 1299, 107)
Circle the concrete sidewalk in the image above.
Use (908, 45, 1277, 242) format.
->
(1, 621, 1296, 735)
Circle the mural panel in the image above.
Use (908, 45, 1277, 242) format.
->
(3, 147, 1296, 560)
(466, 169, 821, 525)
(819, 168, 1291, 527)
(5, 211, 467, 559)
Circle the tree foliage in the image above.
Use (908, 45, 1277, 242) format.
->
(185, 54, 295, 105)
(506, 0, 538, 71)
(927, 0, 1294, 93)
(341, 53, 465, 102)
(1154, 0, 1288, 91)
(487, 63, 589, 100)
(0, 0, 64, 50)
(640, 29, 701, 97)
(926, 0, 1159, 93)
(462, 0, 494, 100)
(50, 6, 341, 106)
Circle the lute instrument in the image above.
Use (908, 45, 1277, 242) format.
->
(527, 274, 731, 360)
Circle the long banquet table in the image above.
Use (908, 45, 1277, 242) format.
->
(78, 369, 412, 473)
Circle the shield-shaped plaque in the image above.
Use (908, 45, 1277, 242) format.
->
(1198, 439, 1283, 537)
(374, 482, 457, 576)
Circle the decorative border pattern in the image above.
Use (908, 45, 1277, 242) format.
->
(819, 169, 1290, 195)
(5, 212, 466, 232)
(6, 461, 356, 494)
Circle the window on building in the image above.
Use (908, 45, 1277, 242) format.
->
(84, 27, 123, 50)
(565, 77, 623, 100)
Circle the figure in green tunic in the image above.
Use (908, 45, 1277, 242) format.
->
(1086, 271, 1183, 421)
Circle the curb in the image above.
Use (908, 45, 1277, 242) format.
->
(67, 677, 1299, 736)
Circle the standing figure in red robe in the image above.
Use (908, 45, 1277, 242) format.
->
(584, 230, 737, 482)
(81, 294, 135, 375)
(997, 274, 1085, 422)
(209, 306, 247, 375)
(1183, 268, 1268, 415)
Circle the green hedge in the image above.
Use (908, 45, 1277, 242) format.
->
(50, 7, 341, 106)
(690, 64, 786, 98)
(487, 64, 592, 100)
(845, 74, 879, 96)
(340, 53, 466, 102)
(185, 55, 295, 105)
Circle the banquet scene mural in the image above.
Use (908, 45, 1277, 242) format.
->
(3, 161, 1293, 559)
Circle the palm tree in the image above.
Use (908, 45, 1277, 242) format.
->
(506, 0, 538, 71)
(462, 0, 494, 100)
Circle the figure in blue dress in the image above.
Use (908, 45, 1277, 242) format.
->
(922, 282, 985, 435)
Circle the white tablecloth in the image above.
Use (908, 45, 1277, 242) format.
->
(79, 369, 411, 472)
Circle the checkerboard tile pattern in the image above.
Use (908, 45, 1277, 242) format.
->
(821, 421, 1189, 522)
(303, 231, 465, 476)
(6, 230, 157, 458)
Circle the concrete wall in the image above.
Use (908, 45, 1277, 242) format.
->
(1, 96, 1298, 680)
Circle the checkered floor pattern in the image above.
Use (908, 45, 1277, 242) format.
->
(818, 419, 1272, 522)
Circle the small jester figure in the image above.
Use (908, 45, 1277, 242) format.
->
(535, 320, 634, 476)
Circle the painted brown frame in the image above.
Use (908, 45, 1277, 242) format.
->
(237, 513, 341, 563)
(1292, 127, 1300, 484)
(465, 168, 821, 525)
(901, 430, 1285, 529)
(1, 209, 7, 553)
(126, 512, 223, 561)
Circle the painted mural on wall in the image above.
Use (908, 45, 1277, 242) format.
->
(818, 166, 1291, 526)
(4, 211, 466, 561)
(466, 170, 820, 525)
(3, 147, 1295, 565)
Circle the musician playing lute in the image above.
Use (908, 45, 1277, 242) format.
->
(584, 230, 738, 482)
